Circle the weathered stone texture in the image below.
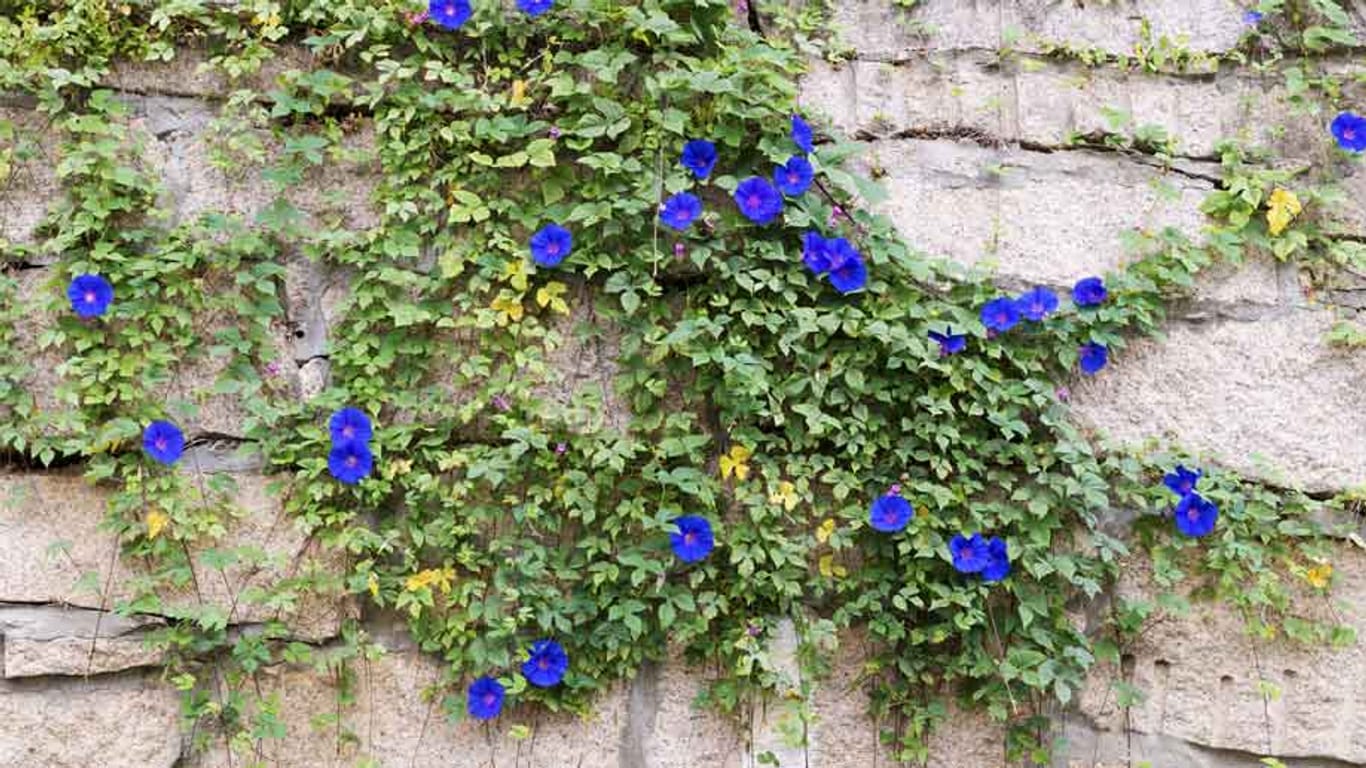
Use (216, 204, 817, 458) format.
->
(0, 604, 164, 678)
(1071, 308, 1366, 493)
(861, 137, 1211, 285)
(0, 105, 61, 249)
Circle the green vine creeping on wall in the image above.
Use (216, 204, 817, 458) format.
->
(0, 1, 1359, 765)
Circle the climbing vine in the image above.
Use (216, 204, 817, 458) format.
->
(1, 1, 1362, 765)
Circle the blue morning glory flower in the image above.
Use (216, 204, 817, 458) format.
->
(660, 193, 703, 231)
(733, 177, 783, 224)
(791, 114, 814, 154)
(981, 537, 1010, 582)
(928, 328, 967, 356)
(1163, 465, 1202, 497)
(521, 639, 569, 687)
(980, 297, 1021, 333)
(826, 238, 867, 294)
(530, 224, 573, 267)
(1017, 287, 1059, 322)
(517, 0, 554, 16)
(428, 0, 472, 29)
(328, 440, 373, 485)
(868, 493, 913, 533)
(68, 274, 114, 318)
(774, 155, 814, 196)
(1072, 276, 1107, 307)
(1174, 492, 1219, 537)
(680, 140, 717, 180)
(949, 533, 990, 574)
(467, 676, 505, 720)
(670, 515, 715, 563)
(142, 420, 185, 465)
(329, 407, 372, 444)
(1243, 10, 1264, 25)
(1331, 112, 1366, 152)
(1079, 342, 1108, 375)
(801, 231, 832, 273)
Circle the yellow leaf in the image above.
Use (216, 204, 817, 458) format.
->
(503, 259, 529, 292)
(511, 79, 528, 106)
(1267, 187, 1302, 237)
(815, 518, 836, 544)
(769, 481, 798, 512)
(1306, 563, 1333, 589)
(719, 445, 751, 481)
(146, 509, 170, 540)
(405, 566, 456, 595)
(535, 281, 570, 314)
(367, 572, 380, 599)
(491, 294, 524, 325)
(818, 554, 847, 579)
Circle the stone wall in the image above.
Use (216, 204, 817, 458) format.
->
(3, 1, 1366, 767)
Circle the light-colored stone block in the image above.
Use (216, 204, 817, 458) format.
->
(0, 104, 61, 249)
(0, 604, 164, 678)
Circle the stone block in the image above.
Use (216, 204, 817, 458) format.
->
(1071, 308, 1366, 492)
(858, 138, 1212, 285)
(0, 604, 164, 678)
(0, 105, 62, 249)
(0, 470, 347, 642)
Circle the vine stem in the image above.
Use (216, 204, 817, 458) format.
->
(984, 601, 1019, 716)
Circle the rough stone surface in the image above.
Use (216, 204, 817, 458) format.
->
(0, 105, 61, 249)
(1071, 307, 1366, 493)
(0, 604, 164, 677)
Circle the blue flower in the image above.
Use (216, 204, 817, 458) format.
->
(67, 274, 114, 318)
(660, 193, 703, 231)
(826, 239, 867, 294)
(328, 407, 372, 444)
(328, 440, 373, 485)
(980, 297, 1020, 333)
(467, 676, 505, 720)
(681, 140, 718, 179)
(142, 420, 185, 465)
(1243, 10, 1264, 25)
(670, 515, 715, 563)
(791, 114, 814, 154)
(733, 177, 783, 224)
(981, 537, 1010, 582)
(1163, 465, 1202, 497)
(801, 231, 832, 273)
(1072, 276, 1107, 307)
(1174, 492, 1219, 538)
(521, 639, 569, 687)
(928, 328, 967, 356)
(1331, 112, 1366, 153)
(517, 0, 554, 16)
(774, 155, 814, 196)
(1079, 342, 1108, 375)
(530, 224, 573, 267)
(1017, 287, 1059, 322)
(868, 493, 912, 533)
(949, 533, 990, 574)
(428, 0, 472, 29)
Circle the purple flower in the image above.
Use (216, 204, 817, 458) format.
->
(328, 440, 373, 485)
(949, 533, 991, 574)
(826, 238, 867, 294)
(681, 140, 717, 179)
(1072, 276, 1107, 307)
(733, 177, 783, 224)
(1017, 287, 1059, 322)
(774, 155, 814, 196)
(1163, 465, 1202, 497)
(142, 420, 185, 465)
(828, 206, 845, 227)
(555, 442, 568, 455)
(548, 126, 562, 140)
(529, 224, 573, 267)
(791, 114, 814, 154)
(67, 274, 114, 318)
(660, 192, 703, 231)
(1243, 10, 1264, 25)
(1055, 386, 1071, 403)
(467, 676, 505, 720)
(1079, 343, 1108, 375)
(264, 361, 282, 377)
(1174, 492, 1219, 538)
(517, 0, 554, 16)
(981, 537, 1010, 582)
(491, 394, 512, 412)
(980, 297, 1021, 333)
(673, 241, 686, 259)
(428, 0, 471, 29)
(801, 231, 832, 273)
(1331, 112, 1366, 152)
(328, 407, 372, 444)
(670, 515, 715, 563)
(928, 328, 967, 356)
(521, 639, 569, 687)
(868, 491, 912, 533)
